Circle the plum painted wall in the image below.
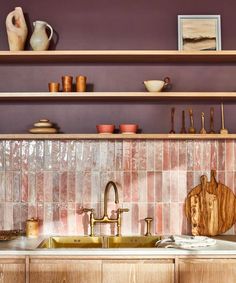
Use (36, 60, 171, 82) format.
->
(0, 1, 236, 133)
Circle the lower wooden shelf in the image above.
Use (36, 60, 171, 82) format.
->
(0, 133, 235, 140)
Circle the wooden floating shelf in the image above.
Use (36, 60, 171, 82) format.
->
(1, 50, 236, 63)
(0, 92, 236, 100)
(0, 134, 235, 140)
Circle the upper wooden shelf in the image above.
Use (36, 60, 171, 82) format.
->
(0, 133, 236, 140)
(0, 92, 236, 100)
(1, 50, 236, 63)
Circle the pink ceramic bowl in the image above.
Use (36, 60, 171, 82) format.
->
(119, 124, 138, 134)
(96, 124, 115, 134)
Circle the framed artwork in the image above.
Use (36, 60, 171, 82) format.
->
(178, 15, 221, 51)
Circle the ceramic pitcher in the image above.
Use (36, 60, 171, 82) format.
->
(6, 7, 28, 51)
(30, 20, 53, 51)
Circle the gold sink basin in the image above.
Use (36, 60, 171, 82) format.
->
(37, 236, 103, 249)
(37, 236, 161, 249)
(107, 236, 161, 248)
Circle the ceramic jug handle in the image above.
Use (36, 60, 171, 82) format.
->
(46, 23, 53, 41)
(164, 77, 170, 86)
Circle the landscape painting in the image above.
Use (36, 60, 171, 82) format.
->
(178, 15, 221, 51)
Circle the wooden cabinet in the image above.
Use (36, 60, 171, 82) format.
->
(102, 259, 174, 283)
(30, 258, 102, 283)
(0, 258, 25, 283)
(178, 258, 236, 283)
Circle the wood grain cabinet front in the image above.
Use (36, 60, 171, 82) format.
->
(29, 258, 102, 283)
(0, 258, 25, 283)
(102, 259, 174, 283)
(178, 259, 236, 283)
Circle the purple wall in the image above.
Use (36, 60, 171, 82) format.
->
(0, 0, 236, 133)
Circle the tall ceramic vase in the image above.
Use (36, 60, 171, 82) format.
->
(30, 21, 53, 51)
(6, 7, 28, 51)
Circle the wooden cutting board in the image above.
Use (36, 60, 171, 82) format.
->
(185, 170, 236, 236)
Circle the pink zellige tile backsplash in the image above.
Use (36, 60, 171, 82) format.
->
(0, 139, 235, 236)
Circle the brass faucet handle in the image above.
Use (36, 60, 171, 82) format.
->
(117, 208, 129, 213)
(145, 217, 153, 236)
(82, 208, 94, 213)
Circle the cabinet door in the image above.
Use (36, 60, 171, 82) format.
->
(0, 258, 25, 283)
(30, 259, 102, 283)
(179, 259, 236, 283)
(103, 259, 174, 283)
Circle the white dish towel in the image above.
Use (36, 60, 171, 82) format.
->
(155, 235, 216, 249)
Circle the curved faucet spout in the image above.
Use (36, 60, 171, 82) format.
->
(104, 181, 119, 217)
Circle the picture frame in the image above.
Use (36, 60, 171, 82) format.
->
(178, 15, 221, 51)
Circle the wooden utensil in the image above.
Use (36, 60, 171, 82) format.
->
(188, 109, 196, 134)
(180, 110, 187, 134)
(169, 107, 175, 134)
(185, 170, 236, 236)
(209, 107, 215, 134)
(220, 103, 229, 134)
(199, 112, 207, 134)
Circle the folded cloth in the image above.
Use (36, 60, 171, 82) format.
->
(155, 235, 216, 249)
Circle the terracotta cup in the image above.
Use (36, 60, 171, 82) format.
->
(76, 75, 87, 92)
(62, 75, 73, 92)
(48, 82, 60, 92)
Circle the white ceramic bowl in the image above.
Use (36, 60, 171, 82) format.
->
(143, 80, 165, 92)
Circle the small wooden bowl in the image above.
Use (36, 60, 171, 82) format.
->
(119, 124, 138, 134)
(96, 124, 115, 134)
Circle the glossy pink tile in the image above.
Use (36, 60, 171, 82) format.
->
(44, 172, 53, 202)
(36, 172, 44, 202)
(155, 172, 162, 202)
(0, 204, 4, 230)
(12, 171, 21, 202)
(163, 141, 170, 171)
(179, 141, 187, 171)
(170, 203, 179, 235)
(131, 141, 139, 170)
(147, 172, 154, 202)
(155, 203, 163, 234)
(138, 171, 147, 202)
(162, 171, 170, 202)
(131, 171, 139, 202)
(68, 172, 76, 202)
(187, 140, 194, 171)
(22, 181, 30, 210)
(5, 172, 13, 202)
(147, 141, 155, 171)
(4, 203, 13, 230)
(163, 203, 170, 235)
(226, 140, 234, 171)
(170, 141, 179, 170)
(154, 141, 163, 171)
(202, 141, 211, 171)
(131, 203, 139, 234)
(123, 172, 131, 202)
(218, 141, 226, 171)
(138, 141, 147, 170)
(0, 142, 5, 171)
(0, 172, 5, 202)
(210, 141, 218, 170)
(13, 203, 21, 230)
(115, 141, 123, 171)
(53, 172, 60, 202)
(60, 172, 68, 203)
(123, 140, 132, 171)
(170, 171, 178, 202)
(178, 172, 187, 203)
(193, 141, 201, 171)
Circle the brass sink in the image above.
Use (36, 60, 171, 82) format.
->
(37, 236, 161, 249)
(106, 236, 161, 248)
(37, 236, 103, 249)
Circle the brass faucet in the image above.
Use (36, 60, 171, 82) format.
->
(83, 181, 129, 236)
